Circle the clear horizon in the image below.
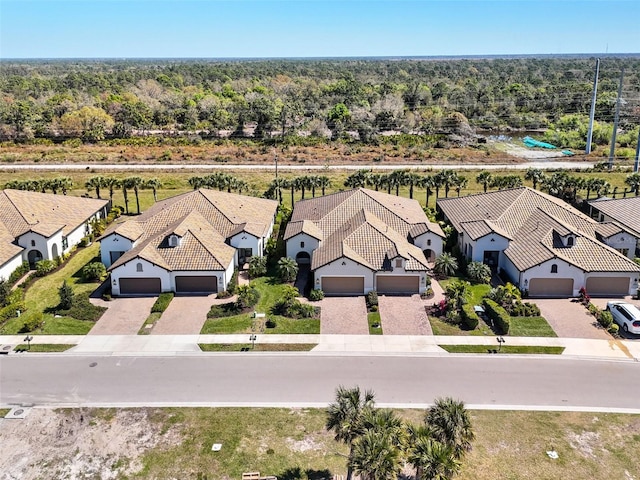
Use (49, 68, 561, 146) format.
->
(1, 1, 639, 59)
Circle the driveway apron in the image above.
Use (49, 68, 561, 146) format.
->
(88, 297, 157, 335)
(535, 298, 611, 339)
(151, 294, 216, 335)
(379, 294, 433, 335)
(321, 297, 368, 334)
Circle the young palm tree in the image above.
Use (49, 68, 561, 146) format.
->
(425, 397, 475, 461)
(326, 386, 376, 480)
(349, 430, 402, 480)
(466, 261, 491, 284)
(188, 176, 206, 190)
(475, 170, 493, 193)
(85, 175, 106, 199)
(408, 430, 460, 480)
(406, 172, 422, 199)
(434, 253, 458, 277)
(318, 175, 332, 196)
(276, 256, 298, 282)
(367, 173, 385, 192)
(104, 177, 121, 203)
(625, 173, 640, 196)
(59, 176, 73, 195)
(524, 168, 546, 190)
(144, 178, 162, 202)
(444, 280, 470, 310)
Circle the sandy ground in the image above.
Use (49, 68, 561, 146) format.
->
(493, 140, 568, 160)
(0, 408, 181, 480)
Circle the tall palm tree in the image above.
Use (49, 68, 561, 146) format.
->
(432, 172, 445, 199)
(425, 397, 475, 461)
(421, 175, 435, 207)
(388, 169, 408, 196)
(188, 176, 206, 190)
(453, 175, 468, 197)
(296, 176, 311, 200)
(367, 173, 385, 192)
(85, 175, 106, 199)
(406, 172, 422, 199)
(277, 256, 299, 282)
(625, 173, 640, 196)
(344, 169, 370, 189)
(307, 175, 320, 197)
(48, 178, 61, 194)
(475, 170, 493, 193)
(349, 430, 402, 480)
(235, 179, 249, 194)
(524, 168, 546, 190)
(145, 178, 162, 202)
(439, 170, 460, 198)
(104, 177, 121, 203)
(127, 176, 144, 214)
(318, 175, 332, 196)
(326, 386, 376, 480)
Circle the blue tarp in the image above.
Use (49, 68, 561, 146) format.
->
(523, 136, 557, 149)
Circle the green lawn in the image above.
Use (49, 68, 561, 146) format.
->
(1, 315, 95, 335)
(438, 277, 492, 305)
(13, 343, 75, 352)
(199, 343, 317, 352)
(439, 345, 565, 354)
(368, 311, 383, 335)
(509, 316, 557, 337)
(429, 316, 494, 336)
(138, 312, 162, 335)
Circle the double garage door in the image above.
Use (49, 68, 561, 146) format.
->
(528, 277, 630, 297)
(118, 276, 218, 295)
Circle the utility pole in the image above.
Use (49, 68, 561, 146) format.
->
(634, 128, 640, 173)
(274, 152, 280, 203)
(586, 58, 600, 154)
(608, 68, 624, 171)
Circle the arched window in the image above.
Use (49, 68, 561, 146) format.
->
(551, 264, 558, 273)
(567, 237, 574, 246)
(136, 263, 143, 272)
(169, 235, 178, 247)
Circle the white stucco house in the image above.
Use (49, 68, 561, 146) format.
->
(284, 188, 445, 296)
(588, 195, 640, 258)
(100, 189, 278, 295)
(438, 187, 640, 297)
(0, 189, 109, 282)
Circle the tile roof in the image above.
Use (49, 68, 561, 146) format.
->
(588, 196, 640, 237)
(438, 187, 640, 273)
(105, 189, 277, 272)
(0, 189, 108, 267)
(285, 188, 438, 272)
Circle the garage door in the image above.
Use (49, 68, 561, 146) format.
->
(528, 278, 574, 297)
(585, 277, 630, 296)
(377, 275, 420, 295)
(119, 277, 161, 295)
(175, 276, 218, 294)
(322, 276, 364, 296)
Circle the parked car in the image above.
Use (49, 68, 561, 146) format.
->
(606, 301, 640, 334)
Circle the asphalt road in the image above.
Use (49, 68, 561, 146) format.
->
(1, 354, 639, 412)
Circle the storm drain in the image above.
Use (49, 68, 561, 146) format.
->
(5, 407, 31, 419)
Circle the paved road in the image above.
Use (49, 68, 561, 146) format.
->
(0, 161, 594, 172)
(1, 354, 638, 412)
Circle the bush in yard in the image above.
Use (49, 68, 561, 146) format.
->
(598, 310, 613, 329)
(433, 252, 458, 277)
(151, 293, 174, 313)
(81, 262, 106, 282)
(247, 256, 267, 279)
(59, 294, 106, 322)
(8, 261, 30, 285)
(588, 303, 599, 316)
(483, 298, 510, 335)
(227, 269, 239, 295)
(265, 318, 277, 328)
(277, 257, 299, 282)
(608, 323, 619, 336)
(216, 290, 232, 299)
(466, 261, 491, 284)
(19, 311, 43, 333)
(460, 303, 480, 330)
(207, 302, 242, 318)
(366, 291, 378, 308)
(0, 301, 26, 322)
(236, 285, 260, 309)
(0, 279, 10, 306)
(35, 259, 56, 276)
(58, 281, 74, 310)
(309, 289, 324, 301)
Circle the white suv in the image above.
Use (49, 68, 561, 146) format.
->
(606, 301, 640, 335)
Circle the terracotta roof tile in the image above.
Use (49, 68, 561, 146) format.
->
(588, 196, 640, 236)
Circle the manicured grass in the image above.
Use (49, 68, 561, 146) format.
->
(0, 409, 10, 417)
(198, 343, 317, 352)
(0, 315, 94, 335)
(13, 343, 74, 352)
(262, 317, 320, 334)
(429, 316, 494, 337)
(439, 277, 492, 306)
(509, 316, 558, 337)
(138, 312, 162, 335)
(368, 311, 383, 335)
(201, 314, 253, 334)
(439, 345, 565, 354)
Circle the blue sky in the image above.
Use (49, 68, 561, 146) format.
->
(1, 1, 638, 58)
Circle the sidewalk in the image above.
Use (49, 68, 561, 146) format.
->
(1, 333, 639, 360)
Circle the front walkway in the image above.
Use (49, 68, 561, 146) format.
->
(87, 297, 157, 335)
(152, 294, 216, 335)
(320, 296, 369, 334)
(379, 294, 432, 335)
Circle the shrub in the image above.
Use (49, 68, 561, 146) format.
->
(8, 261, 30, 284)
(227, 269, 239, 295)
(277, 257, 298, 282)
(151, 292, 174, 313)
(207, 302, 242, 318)
(81, 262, 106, 282)
(0, 301, 26, 322)
(460, 303, 480, 330)
(587, 303, 600, 316)
(19, 311, 43, 333)
(265, 318, 277, 328)
(0, 279, 10, 307)
(608, 323, 619, 336)
(216, 290, 232, 299)
(58, 294, 106, 322)
(309, 289, 324, 301)
(35, 259, 56, 276)
(369, 304, 379, 312)
(236, 285, 260, 309)
(366, 291, 379, 308)
(483, 298, 511, 335)
(598, 310, 613, 329)
(247, 256, 267, 278)
(58, 281, 74, 310)
(466, 261, 491, 284)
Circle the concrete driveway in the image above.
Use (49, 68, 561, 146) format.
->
(151, 294, 216, 335)
(379, 294, 433, 335)
(535, 298, 610, 339)
(88, 297, 157, 335)
(589, 296, 640, 340)
(321, 296, 368, 334)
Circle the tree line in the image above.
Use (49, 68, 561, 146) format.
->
(1, 57, 638, 150)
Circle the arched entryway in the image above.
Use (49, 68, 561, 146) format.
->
(27, 249, 43, 268)
(423, 249, 435, 262)
(296, 251, 311, 265)
(51, 244, 59, 260)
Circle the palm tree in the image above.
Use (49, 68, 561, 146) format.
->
(188, 176, 206, 190)
(58, 176, 73, 195)
(296, 176, 311, 200)
(524, 168, 546, 190)
(475, 170, 493, 193)
(434, 253, 458, 277)
(421, 175, 435, 207)
(48, 178, 61, 194)
(453, 175, 468, 197)
(349, 430, 402, 480)
(318, 175, 332, 196)
(625, 173, 640, 196)
(277, 256, 298, 282)
(444, 280, 470, 311)
(145, 178, 162, 202)
(307, 175, 320, 197)
(85, 175, 106, 199)
(432, 172, 445, 199)
(125, 176, 144, 214)
(104, 177, 121, 203)
(235, 179, 249, 194)
(367, 173, 385, 192)
(406, 172, 422, 199)
(326, 386, 376, 480)
(344, 169, 370, 189)
(388, 169, 408, 196)
(425, 397, 475, 461)
(408, 429, 461, 480)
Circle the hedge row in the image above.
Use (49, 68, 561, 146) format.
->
(460, 304, 480, 330)
(151, 292, 174, 313)
(483, 299, 510, 335)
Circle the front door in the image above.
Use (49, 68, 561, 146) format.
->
(483, 250, 500, 272)
(27, 249, 43, 268)
(238, 248, 253, 265)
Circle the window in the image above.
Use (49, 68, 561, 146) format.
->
(551, 264, 558, 273)
(31, 240, 35, 247)
(300, 241, 305, 248)
(62, 236, 69, 250)
(169, 235, 178, 247)
(567, 236, 574, 246)
(427, 239, 431, 246)
(136, 263, 143, 272)
(395, 259, 403, 268)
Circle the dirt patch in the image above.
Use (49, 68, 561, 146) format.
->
(0, 408, 181, 480)
(566, 430, 602, 459)
(286, 434, 324, 453)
